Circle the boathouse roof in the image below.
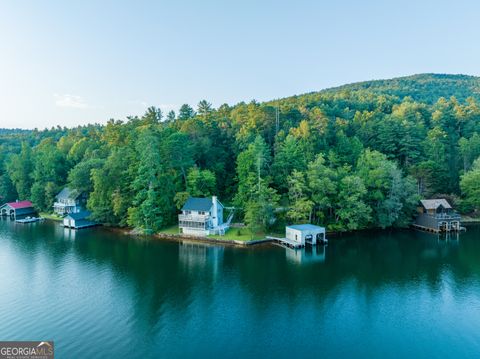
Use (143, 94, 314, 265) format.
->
(3, 200, 33, 209)
(287, 224, 325, 231)
(65, 210, 91, 220)
(182, 197, 213, 212)
(420, 199, 452, 210)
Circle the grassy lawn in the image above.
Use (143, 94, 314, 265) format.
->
(208, 228, 265, 242)
(39, 212, 63, 221)
(158, 225, 181, 235)
(159, 225, 281, 242)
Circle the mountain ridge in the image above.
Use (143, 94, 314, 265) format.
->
(317, 73, 480, 103)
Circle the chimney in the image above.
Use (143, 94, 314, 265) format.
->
(212, 196, 218, 228)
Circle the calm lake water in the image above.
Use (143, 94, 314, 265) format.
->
(1, 219, 480, 358)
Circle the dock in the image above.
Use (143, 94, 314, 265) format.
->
(412, 224, 467, 233)
(15, 217, 43, 224)
(266, 236, 305, 249)
(63, 222, 97, 230)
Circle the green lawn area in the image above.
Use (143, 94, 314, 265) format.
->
(158, 225, 181, 235)
(159, 225, 281, 242)
(39, 212, 63, 221)
(209, 228, 265, 241)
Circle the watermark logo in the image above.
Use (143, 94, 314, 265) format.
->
(0, 341, 54, 359)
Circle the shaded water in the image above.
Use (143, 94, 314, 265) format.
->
(0, 219, 480, 358)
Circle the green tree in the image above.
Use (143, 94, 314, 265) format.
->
(178, 104, 195, 120)
(244, 178, 279, 237)
(335, 175, 371, 231)
(6, 142, 34, 199)
(68, 158, 105, 193)
(186, 167, 216, 197)
(127, 127, 175, 232)
(460, 158, 480, 211)
(287, 170, 313, 223)
(234, 135, 271, 209)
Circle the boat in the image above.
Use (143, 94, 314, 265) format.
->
(15, 216, 43, 224)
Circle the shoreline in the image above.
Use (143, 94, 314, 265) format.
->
(102, 226, 274, 247)
(44, 217, 480, 248)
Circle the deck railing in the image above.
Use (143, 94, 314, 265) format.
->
(178, 214, 210, 222)
(425, 213, 461, 220)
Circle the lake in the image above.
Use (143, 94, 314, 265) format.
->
(0, 218, 479, 358)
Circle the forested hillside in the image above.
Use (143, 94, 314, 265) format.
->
(321, 74, 480, 103)
(2, 74, 480, 234)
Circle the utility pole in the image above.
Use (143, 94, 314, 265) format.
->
(275, 104, 280, 135)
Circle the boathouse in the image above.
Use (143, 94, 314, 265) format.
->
(53, 187, 87, 215)
(415, 199, 461, 232)
(63, 210, 96, 229)
(286, 224, 326, 245)
(0, 200, 35, 218)
(178, 196, 231, 236)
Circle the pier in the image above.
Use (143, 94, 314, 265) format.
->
(412, 223, 466, 233)
(266, 236, 305, 249)
(15, 217, 43, 224)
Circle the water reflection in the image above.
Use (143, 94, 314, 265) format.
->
(2, 220, 480, 358)
(178, 241, 224, 277)
(285, 245, 326, 264)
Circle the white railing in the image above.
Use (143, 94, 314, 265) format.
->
(178, 214, 210, 222)
(425, 213, 461, 220)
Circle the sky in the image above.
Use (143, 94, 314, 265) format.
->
(0, 0, 479, 129)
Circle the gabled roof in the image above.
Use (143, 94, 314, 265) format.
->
(56, 187, 82, 200)
(287, 224, 325, 231)
(65, 210, 91, 220)
(2, 201, 34, 209)
(182, 197, 213, 212)
(420, 199, 452, 210)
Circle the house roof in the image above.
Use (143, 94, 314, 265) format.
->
(56, 187, 82, 200)
(182, 197, 213, 211)
(3, 201, 34, 209)
(287, 224, 325, 231)
(420, 199, 452, 210)
(65, 210, 91, 220)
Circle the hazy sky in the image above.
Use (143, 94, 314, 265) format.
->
(1, 0, 479, 129)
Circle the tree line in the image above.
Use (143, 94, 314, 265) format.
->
(2, 77, 480, 234)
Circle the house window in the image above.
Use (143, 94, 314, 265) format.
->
(185, 210, 191, 215)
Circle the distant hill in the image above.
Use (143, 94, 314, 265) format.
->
(320, 73, 480, 104)
(0, 128, 30, 135)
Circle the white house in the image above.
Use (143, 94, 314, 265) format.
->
(53, 188, 87, 215)
(286, 224, 326, 245)
(178, 196, 228, 236)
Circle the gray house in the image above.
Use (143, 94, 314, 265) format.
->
(415, 199, 461, 232)
(53, 188, 87, 215)
(178, 196, 228, 236)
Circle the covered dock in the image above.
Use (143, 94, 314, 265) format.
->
(63, 211, 97, 229)
(0, 201, 36, 219)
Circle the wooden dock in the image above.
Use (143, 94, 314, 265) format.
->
(15, 217, 43, 224)
(63, 222, 98, 230)
(266, 236, 305, 249)
(412, 224, 466, 233)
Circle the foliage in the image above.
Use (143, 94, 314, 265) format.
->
(1, 73, 479, 232)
